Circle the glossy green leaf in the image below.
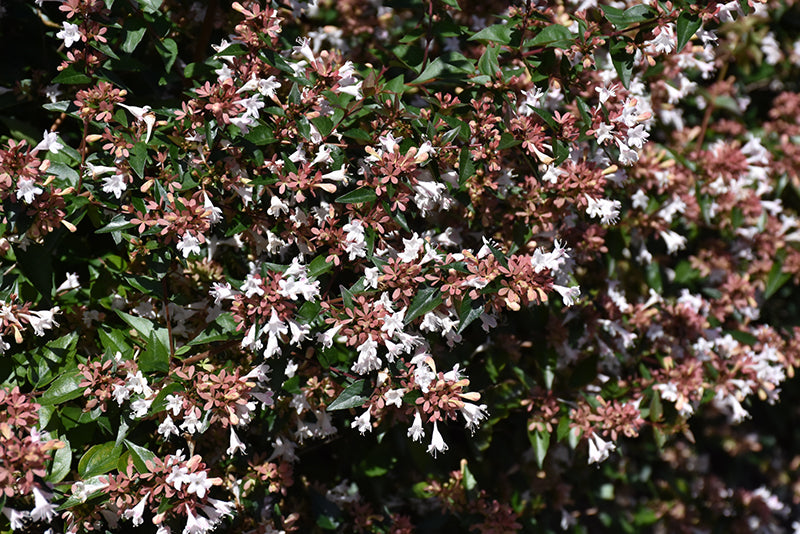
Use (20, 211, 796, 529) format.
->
(96, 214, 134, 234)
(124, 440, 156, 473)
(39, 370, 85, 405)
(309, 255, 334, 278)
(404, 286, 442, 325)
(676, 13, 702, 53)
(116, 310, 154, 339)
(335, 187, 377, 204)
(601, 4, 656, 27)
(129, 142, 148, 178)
(139, 329, 170, 373)
(328, 380, 368, 411)
(468, 24, 512, 45)
(138, 0, 162, 13)
(156, 38, 178, 73)
(78, 442, 123, 478)
(458, 297, 484, 333)
(610, 40, 634, 89)
(528, 24, 573, 48)
(47, 436, 72, 483)
(122, 27, 147, 54)
(244, 125, 276, 145)
(52, 66, 91, 85)
(764, 256, 792, 300)
(477, 44, 501, 77)
(528, 429, 550, 469)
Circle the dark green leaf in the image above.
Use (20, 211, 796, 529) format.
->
(646, 262, 662, 293)
(122, 27, 147, 54)
(601, 4, 655, 27)
(216, 43, 249, 57)
(155, 38, 178, 73)
(414, 58, 445, 84)
(458, 298, 484, 333)
(498, 132, 520, 150)
(78, 442, 123, 478)
(468, 24, 512, 45)
(404, 287, 442, 324)
(556, 416, 571, 442)
(91, 42, 120, 60)
(39, 370, 84, 405)
(328, 380, 368, 410)
(244, 125, 276, 145)
(764, 257, 792, 299)
(528, 429, 550, 468)
(116, 310, 154, 339)
(342, 127, 372, 142)
(138, 0, 162, 12)
(47, 436, 72, 483)
(96, 214, 134, 234)
(129, 142, 148, 179)
(140, 329, 170, 373)
(312, 116, 334, 138)
(309, 255, 333, 278)
(528, 25, 573, 48)
(52, 66, 92, 85)
(458, 146, 476, 187)
(676, 13, 702, 53)
(477, 44, 501, 77)
(610, 40, 634, 88)
(124, 440, 156, 473)
(335, 187, 377, 204)
(341, 285, 354, 308)
(483, 238, 509, 268)
(47, 162, 80, 187)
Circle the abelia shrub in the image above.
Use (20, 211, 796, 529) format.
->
(2, 0, 800, 532)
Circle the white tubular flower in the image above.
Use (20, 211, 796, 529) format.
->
(383, 388, 405, 408)
(427, 420, 449, 458)
(660, 229, 687, 254)
(460, 402, 488, 433)
(33, 130, 63, 154)
(407, 411, 425, 442)
(351, 408, 372, 435)
(16, 177, 43, 204)
(587, 432, 616, 464)
(186, 471, 213, 499)
(381, 307, 406, 338)
(553, 284, 581, 307)
(364, 266, 380, 289)
(2, 507, 29, 530)
(56, 21, 82, 48)
(56, 272, 80, 293)
(227, 427, 247, 456)
(22, 308, 59, 336)
(317, 323, 343, 349)
(158, 416, 180, 439)
(118, 103, 156, 143)
(321, 164, 349, 182)
(351, 337, 381, 375)
(293, 37, 316, 65)
(102, 173, 128, 199)
(585, 194, 622, 225)
(177, 233, 201, 258)
(123, 492, 150, 526)
(31, 486, 58, 523)
(184, 504, 213, 534)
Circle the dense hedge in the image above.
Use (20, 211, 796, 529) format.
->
(3, 0, 800, 532)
